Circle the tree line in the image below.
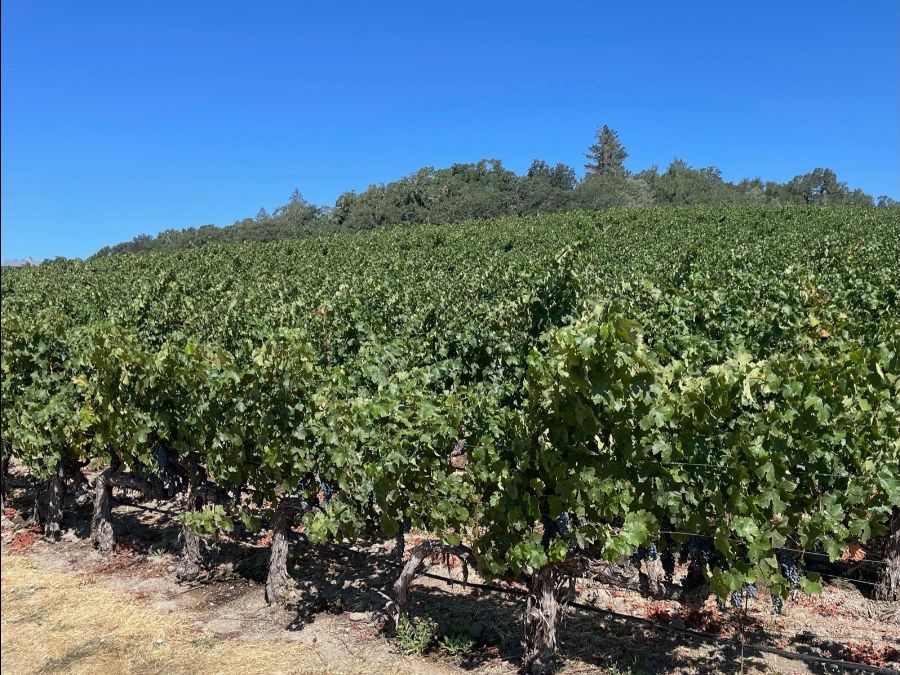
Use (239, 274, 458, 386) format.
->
(94, 126, 894, 257)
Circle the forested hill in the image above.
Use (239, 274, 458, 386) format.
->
(93, 126, 891, 257)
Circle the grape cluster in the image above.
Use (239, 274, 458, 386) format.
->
(540, 507, 572, 549)
(682, 537, 714, 595)
(631, 542, 660, 565)
(556, 511, 570, 535)
(771, 550, 802, 614)
(687, 537, 712, 569)
(159, 468, 186, 497)
(776, 550, 801, 588)
(729, 583, 757, 609)
(153, 447, 186, 497)
(660, 546, 676, 582)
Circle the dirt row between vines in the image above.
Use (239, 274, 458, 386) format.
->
(1, 479, 898, 674)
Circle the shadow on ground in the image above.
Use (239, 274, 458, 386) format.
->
(5, 472, 872, 674)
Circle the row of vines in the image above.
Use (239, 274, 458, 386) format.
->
(2, 206, 899, 673)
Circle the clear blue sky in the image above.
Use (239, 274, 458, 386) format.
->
(2, 1, 898, 260)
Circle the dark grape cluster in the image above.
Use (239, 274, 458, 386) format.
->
(293, 473, 324, 511)
(540, 507, 572, 549)
(556, 511, 570, 535)
(776, 550, 801, 588)
(771, 595, 784, 615)
(631, 541, 660, 566)
(729, 583, 757, 609)
(660, 546, 676, 582)
(687, 537, 712, 569)
(681, 537, 714, 595)
(771, 550, 801, 614)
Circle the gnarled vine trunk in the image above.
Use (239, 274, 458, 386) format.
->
(0, 443, 11, 512)
(265, 497, 302, 605)
(44, 472, 63, 540)
(875, 507, 900, 602)
(177, 482, 204, 581)
(29, 476, 43, 526)
(523, 566, 562, 675)
(394, 519, 406, 561)
(91, 467, 116, 554)
(388, 539, 475, 626)
(521, 558, 586, 675)
(89, 463, 157, 555)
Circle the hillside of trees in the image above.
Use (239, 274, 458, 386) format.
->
(94, 126, 894, 257)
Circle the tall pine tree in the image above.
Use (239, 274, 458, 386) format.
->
(584, 125, 628, 177)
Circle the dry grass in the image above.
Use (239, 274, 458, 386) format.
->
(0, 552, 425, 675)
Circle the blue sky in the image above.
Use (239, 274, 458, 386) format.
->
(2, 1, 898, 260)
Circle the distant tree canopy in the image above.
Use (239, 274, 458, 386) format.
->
(93, 128, 884, 257)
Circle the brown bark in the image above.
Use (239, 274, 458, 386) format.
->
(394, 522, 406, 561)
(523, 566, 562, 675)
(388, 539, 475, 626)
(29, 476, 43, 526)
(875, 507, 900, 602)
(391, 541, 435, 624)
(91, 467, 116, 555)
(44, 473, 63, 540)
(176, 482, 204, 581)
(0, 443, 10, 511)
(520, 557, 590, 675)
(88, 466, 155, 556)
(265, 497, 303, 605)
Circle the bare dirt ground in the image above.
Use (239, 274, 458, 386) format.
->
(1, 472, 898, 674)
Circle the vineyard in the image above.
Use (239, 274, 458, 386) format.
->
(2, 206, 899, 673)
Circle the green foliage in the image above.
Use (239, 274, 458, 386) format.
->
(437, 630, 476, 657)
(575, 173, 653, 209)
(603, 663, 647, 675)
(584, 125, 628, 177)
(395, 615, 437, 655)
(2, 206, 898, 606)
(181, 504, 234, 536)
